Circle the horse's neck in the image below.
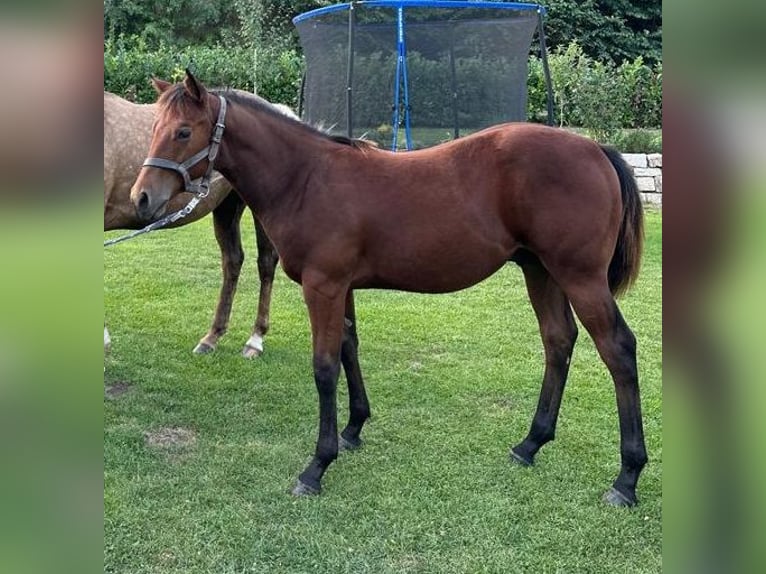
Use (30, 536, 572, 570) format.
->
(217, 103, 323, 220)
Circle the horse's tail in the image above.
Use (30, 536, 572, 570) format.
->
(600, 145, 644, 297)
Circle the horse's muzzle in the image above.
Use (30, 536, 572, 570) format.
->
(132, 187, 165, 222)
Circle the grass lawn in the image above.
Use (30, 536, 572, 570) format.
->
(104, 209, 662, 573)
(363, 126, 662, 153)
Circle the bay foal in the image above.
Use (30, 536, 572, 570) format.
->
(131, 72, 646, 506)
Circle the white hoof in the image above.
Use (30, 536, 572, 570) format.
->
(242, 334, 264, 359)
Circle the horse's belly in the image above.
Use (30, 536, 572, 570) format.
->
(361, 236, 514, 294)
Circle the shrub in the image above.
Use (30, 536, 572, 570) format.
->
(104, 37, 661, 142)
(526, 56, 549, 124)
(610, 129, 662, 154)
(528, 41, 662, 135)
(104, 36, 303, 108)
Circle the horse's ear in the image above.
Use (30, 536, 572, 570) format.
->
(184, 69, 206, 102)
(151, 78, 172, 94)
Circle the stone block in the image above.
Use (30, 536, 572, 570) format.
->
(622, 153, 647, 168)
(640, 192, 662, 206)
(633, 167, 662, 178)
(654, 176, 662, 194)
(637, 177, 656, 192)
(648, 154, 662, 168)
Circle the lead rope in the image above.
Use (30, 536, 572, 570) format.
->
(103, 194, 202, 247)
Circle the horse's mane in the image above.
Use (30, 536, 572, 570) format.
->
(216, 89, 378, 151)
(157, 84, 377, 151)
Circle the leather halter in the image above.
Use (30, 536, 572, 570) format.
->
(141, 95, 228, 198)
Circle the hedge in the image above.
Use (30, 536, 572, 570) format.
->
(530, 42, 662, 138)
(104, 38, 661, 138)
(104, 36, 302, 108)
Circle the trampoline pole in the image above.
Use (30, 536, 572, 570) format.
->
(449, 31, 459, 140)
(346, 2, 356, 139)
(298, 70, 306, 119)
(537, 9, 555, 127)
(392, 56, 402, 151)
(391, 8, 404, 151)
(398, 7, 413, 150)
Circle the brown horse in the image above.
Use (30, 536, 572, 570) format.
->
(104, 91, 297, 357)
(131, 72, 646, 506)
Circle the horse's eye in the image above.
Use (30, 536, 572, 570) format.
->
(176, 127, 192, 141)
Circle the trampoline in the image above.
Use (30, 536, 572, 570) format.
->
(294, 1, 553, 150)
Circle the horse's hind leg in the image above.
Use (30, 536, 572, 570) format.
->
(193, 193, 246, 354)
(511, 256, 578, 466)
(338, 290, 371, 451)
(561, 278, 647, 506)
(241, 220, 278, 358)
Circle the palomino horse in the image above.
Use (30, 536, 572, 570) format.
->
(131, 72, 646, 506)
(104, 91, 296, 357)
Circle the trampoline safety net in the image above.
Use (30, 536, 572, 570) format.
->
(294, 1, 545, 150)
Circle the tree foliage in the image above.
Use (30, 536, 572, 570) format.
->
(103, 0, 332, 49)
(103, 0, 240, 47)
(543, 0, 661, 64)
(103, 0, 661, 143)
(104, 1, 661, 64)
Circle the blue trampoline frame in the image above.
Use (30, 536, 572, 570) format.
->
(294, 1, 551, 150)
(293, 1, 546, 24)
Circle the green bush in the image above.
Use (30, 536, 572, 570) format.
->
(528, 42, 662, 136)
(526, 56, 549, 124)
(610, 129, 662, 153)
(104, 36, 303, 108)
(104, 36, 661, 145)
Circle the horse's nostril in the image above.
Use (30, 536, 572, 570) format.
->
(138, 191, 149, 210)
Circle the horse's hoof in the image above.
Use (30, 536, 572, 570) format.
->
(509, 448, 533, 467)
(193, 342, 215, 355)
(242, 344, 263, 359)
(242, 335, 264, 359)
(603, 486, 637, 508)
(339, 434, 363, 451)
(291, 479, 320, 497)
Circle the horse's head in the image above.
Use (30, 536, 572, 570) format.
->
(130, 71, 220, 222)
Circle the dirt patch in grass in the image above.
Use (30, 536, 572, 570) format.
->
(144, 427, 197, 451)
(105, 381, 133, 399)
(491, 396, 515, 411)
(392, 554, 425, 572)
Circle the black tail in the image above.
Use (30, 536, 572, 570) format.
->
(600, 145, 644, 297)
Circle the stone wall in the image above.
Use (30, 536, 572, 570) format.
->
(622, 153, 662, 206)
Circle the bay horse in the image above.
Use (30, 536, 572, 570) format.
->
(104, 91, 297, 357)
(131, 72, 646, 506)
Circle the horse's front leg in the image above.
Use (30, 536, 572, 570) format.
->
(193, 193, 245, 354)
(242, 220, 278, 358)
(292, 275, 348, 496)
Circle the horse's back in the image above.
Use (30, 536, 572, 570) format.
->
(104, 92, 155, 163)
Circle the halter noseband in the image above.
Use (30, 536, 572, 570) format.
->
(142, 94, 228, 199)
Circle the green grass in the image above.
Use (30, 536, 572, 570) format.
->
(364, 127, 662, 153)
(104, 209, 662, 574)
